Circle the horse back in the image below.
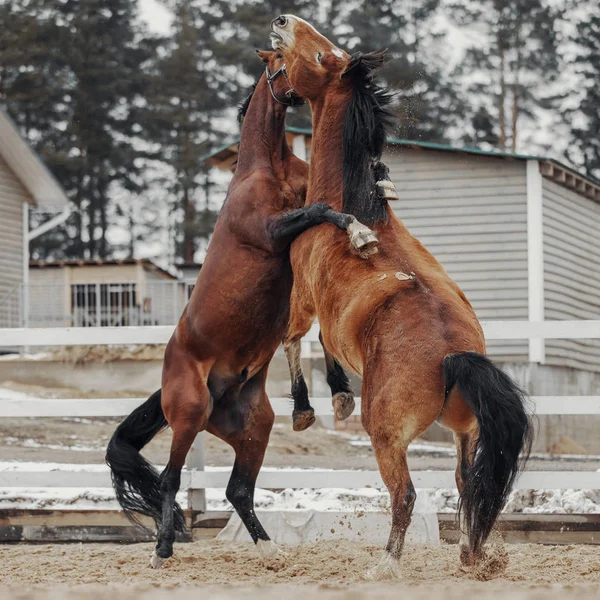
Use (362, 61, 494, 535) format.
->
(290, 208, 485, 373)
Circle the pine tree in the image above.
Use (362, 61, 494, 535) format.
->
(197, 0, 321, 129)
(568, 13, 600, 179)
(450, 0, 563, 152)
(1, 0, 153, 260)
(143, 1, 223, 263)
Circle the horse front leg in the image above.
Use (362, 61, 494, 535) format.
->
(319, 330, 355, 421)
(283, 284, 318, 431)
(268, 203, 378, 256)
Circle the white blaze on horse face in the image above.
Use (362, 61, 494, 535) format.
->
(272, 15, 345, 58)
(281, 14, 319, 34)
(271, 15, 300, 50)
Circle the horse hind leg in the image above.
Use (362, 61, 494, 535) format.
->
(362, 367, 444, 580)
(453, 430, 479, 566)
(151, 427, 199, 569)
(208, 367, 285, 559)
(151, 363, 213, 568)
(366, 443, 415, 581)
(438, 385, 481, 566)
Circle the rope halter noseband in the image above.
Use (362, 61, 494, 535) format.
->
(265, 65, 304, 107)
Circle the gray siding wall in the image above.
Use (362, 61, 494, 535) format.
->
(0, 154, 27, 327)
(383, 148, 529, 361)
(28, 268, 68, 326)
(542, 178, 600, 372)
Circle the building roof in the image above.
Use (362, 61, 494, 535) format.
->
(29, 258, 178, 280)
(202, 127, 600, 200)
(0, 109, 68, 208)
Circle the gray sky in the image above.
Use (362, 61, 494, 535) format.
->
(139, 0, 173, 34)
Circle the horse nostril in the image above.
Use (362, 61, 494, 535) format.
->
(273, 15, 287, 28)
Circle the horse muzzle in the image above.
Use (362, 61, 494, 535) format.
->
(270, 15, 294, 50)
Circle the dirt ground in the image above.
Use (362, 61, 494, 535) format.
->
(1, 540, 599, 599)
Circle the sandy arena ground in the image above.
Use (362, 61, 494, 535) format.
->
(1, 540, 599, 599)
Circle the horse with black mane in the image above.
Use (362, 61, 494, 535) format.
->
(270, 15, 533, 579)
(106, 50, 390, 568)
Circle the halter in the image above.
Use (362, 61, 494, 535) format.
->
(265, 65, 304, 107)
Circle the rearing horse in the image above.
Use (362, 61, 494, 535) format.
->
(106, 50, 386, 568)
(271, 15, 532, 579)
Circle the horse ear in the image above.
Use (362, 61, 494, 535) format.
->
(255, 49, 274, 64)
(342, 49, 388, 79)
(341, 53, 363, 78)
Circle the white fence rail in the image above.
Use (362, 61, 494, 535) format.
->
(0, 321, 599, 498)
(2, 396, 600, 418)
(4, 319, 600, 346)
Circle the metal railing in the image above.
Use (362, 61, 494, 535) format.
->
(0, 280, 197, 330)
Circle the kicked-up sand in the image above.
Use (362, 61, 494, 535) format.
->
(1, 539, 599, 599)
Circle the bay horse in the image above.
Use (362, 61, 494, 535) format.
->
(270, 15, 533, 579)
(106, 50, 386, 569)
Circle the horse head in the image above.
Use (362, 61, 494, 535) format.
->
(269, 15, 386, 102)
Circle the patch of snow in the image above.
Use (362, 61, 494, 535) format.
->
(0, 461, 109, 472)
(3, 484, 597, 515)
(0, 353, 52, 362)
(4, 437, 102, 452)
(0, 387, 45, 400)
(506, 489, 600, 514)
(0, 462, 598, 514)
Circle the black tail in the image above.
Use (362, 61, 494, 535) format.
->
(443, 352, 533, 556)
(105, 389, 186, 532)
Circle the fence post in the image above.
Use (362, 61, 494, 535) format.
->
(95, 283, 101, 327)
(171, 281, 178, 325)
(186, 432, 206, 527)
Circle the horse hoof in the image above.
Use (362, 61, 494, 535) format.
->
(348, 222, 379, 253)
(459, 535, 473, 566)
(358, 241, 379, 259)
(257, 539, 288, 559)
(150, 551, 167, 569)
(352, 230, 378, 251)
(376, 179, 399, 201)
(333, 392, 355, 420)
(293, 409, 316, 431)
(364, 552, 402, 581)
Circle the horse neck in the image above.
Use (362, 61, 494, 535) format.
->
(235, 77, 291, 174)
(305, 92, 350, 211)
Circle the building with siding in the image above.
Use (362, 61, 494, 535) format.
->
(28, 259, 186, 327)
(0, 109, 68, 328)
(204, 132, 600, 401)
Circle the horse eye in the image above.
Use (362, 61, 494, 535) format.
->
(316, 52, 323, 63)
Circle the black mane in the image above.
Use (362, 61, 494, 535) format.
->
(237, 80, 259, 125)
(342, 50, 394, 225)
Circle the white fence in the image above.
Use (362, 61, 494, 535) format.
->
(1, 321, 600, 503)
